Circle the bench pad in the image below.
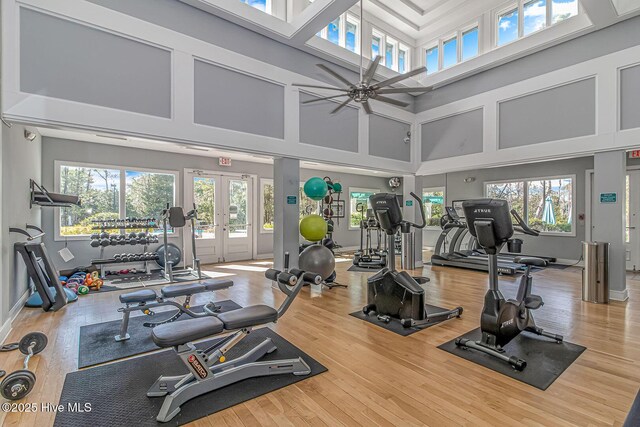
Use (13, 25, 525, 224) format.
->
(161, 283, 206, 298)
(216, 305, 278, 330)
(152, 316, 224, 348)
(201, 279, 234, 291)
(514, 256, 548, 267)
(119, 289, 157, 304)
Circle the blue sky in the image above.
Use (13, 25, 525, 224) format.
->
(462, 28, 478, 60)
(426, 47, 438, 74)
(524, 0, 546, 35)
(498, 9, 518, 45)
(442, 38, 457, 68)
(244, 0, 266, 12)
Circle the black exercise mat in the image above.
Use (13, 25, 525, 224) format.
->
(57, 328, 327, 427)
(347, 265, 383, 272)
(624, 388, 640, 426)
(78, 300, 241, 368)
(349, 304, 455, 336)
(438, 327, 586, 390)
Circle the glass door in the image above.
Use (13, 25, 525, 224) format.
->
(192, 175, 222, 264)
(626, 171, 640, 270)
(222, 176, 253, 262)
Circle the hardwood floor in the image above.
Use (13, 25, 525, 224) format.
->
(0, 256, 638, 426)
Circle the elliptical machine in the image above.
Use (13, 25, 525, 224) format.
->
(455, 199, 563, 370)
(353, 203, 387, 269)
(363, 192, 463, 328)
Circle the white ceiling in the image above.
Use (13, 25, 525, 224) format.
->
(36, 127, 398, 177)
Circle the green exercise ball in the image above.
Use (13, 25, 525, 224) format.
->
(303, 177, 328, 201)
(332, 182, 342, 193)
(299, 214, 328, 242)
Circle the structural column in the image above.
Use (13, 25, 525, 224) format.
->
(592, 150, 627, 300)
(273, 157, 300, 271)
(402, 175, 424, 268)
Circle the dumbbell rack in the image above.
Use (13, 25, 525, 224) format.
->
(90, 218, 158, 279)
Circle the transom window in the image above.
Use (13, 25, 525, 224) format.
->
(497, 0, 578, 46)
(317, 13, 360, 54)
(56, 162, 177, 238)
(372, 29, 411, 74)
(424, 24, 479, 75)
(240, 0, 272, 14)
(485, 176, 575, 235)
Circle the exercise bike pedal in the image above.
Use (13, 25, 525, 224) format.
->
(523, 295, 544, 310)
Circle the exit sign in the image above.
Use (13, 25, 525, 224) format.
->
(630, 150, 640, 159)
(219, 157, 232, 166)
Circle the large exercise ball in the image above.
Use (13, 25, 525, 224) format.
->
(299, 244, 335, 281)
(299, 214, 328, 242)
(303, 177, 328, 201)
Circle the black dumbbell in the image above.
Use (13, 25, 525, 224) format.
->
(100, 239, 110, 247)
(90, 234, 100, 240)
(90, 239, 100, 248)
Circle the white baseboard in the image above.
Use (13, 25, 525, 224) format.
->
(610, 288, 629, 301)
(0, 289, 31, 345)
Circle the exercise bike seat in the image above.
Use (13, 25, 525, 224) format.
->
(524, 295, 544, 310)
(514, 256, 548, 267)
(152, 316, 224, 348)
(119, 289, 157, 304)
(216, 305, 278, 330)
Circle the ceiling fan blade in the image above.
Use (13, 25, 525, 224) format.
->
(330, 98, 353, 114)
(371, 67, 427, 90)
(376, 86, 433, 94)
(362, 100, 373, 114)
(371, 95, 410, 108)
(292, 83, 348, 91)
(317, 64, 354, 88)
(302, 94, 349, 104)
(362, 56, 382, 86)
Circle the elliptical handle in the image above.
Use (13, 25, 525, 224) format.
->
(408, 192, 427, 229)
(510, 209, 540, 237)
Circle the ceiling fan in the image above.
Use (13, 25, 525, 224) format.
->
(293, 0, 433, 114)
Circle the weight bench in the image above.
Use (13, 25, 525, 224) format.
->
(115, 279, 233, 342)
(146, 256, 321, 423)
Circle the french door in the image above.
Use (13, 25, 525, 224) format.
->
(184, 170, 254, 264)
(626, 171, 640, 270)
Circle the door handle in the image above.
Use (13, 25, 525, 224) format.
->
(626, 226, 636, 229)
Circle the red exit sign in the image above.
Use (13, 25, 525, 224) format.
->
(630, 150, 640, 159)
(219, 157, 232, 166)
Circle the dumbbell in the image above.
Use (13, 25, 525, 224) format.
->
(90, 234, 100, 240)
(90, 239, 100, 248)
(100, 232, 109, 239)
(100, 239, 110, 247)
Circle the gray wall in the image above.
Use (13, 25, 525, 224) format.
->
(498, 78, 596, 149)
(421, 108, 483, 161)
(422, 157, 594, 260)
(369, 115, 411, 162)
(415, 15, 640, 112)
(20, 8, 171, 118)
(40, 137, 393, 269)
(299, 93, 359, 152)
(1, 125, 42, 324)
(194, 60, 285, 138)
(620, 64, 640, 131)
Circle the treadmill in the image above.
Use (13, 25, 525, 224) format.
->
(430, 203, 525, 275)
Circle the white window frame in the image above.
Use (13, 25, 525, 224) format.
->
(460, 24, 480, 62)
(422, 21, 479, 75)
(54, 160, 179, 241)
(441, 33, 458, 69)
(483, 174, 576, 237)
(372, 28, 386, 66)
(422, 186, 446, 230)
(398, 43, 410, 74)
(318, 12, 360, 54)
(425, 43, 439, 75)
(495, 0, 580, 47)
(259, 178, 274, 234)
(371, 28, 411, 73)
(241, 0, 273, 15)
(348, 187, 380, 230)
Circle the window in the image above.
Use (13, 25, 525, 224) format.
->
(57, 163, 177, 238)
(193, 177, 216, 239)
(240, 0, 271, 14)
(372, 30, 410, 73)
(426, 46, 439, 75)
(318, 13, 360, 54)
(398, 45, 409, 74)
(59, 165, 121, 236)
(498, 7, 519, 45)
(497, 0, 578, 46)
(461, 27, 479, 60)
(299, 185, 319, 219)
(423, 24, 478, 74)
(349, 188, 379, 229)
(485, 175, 575, 235)
(442, 36, 458, 69)
(423, 188, 445, 228)
(260, 179, 274, 232)
(552, 0, 578, 24)
(524, 0, 547, 35)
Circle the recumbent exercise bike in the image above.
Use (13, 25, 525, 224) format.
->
(455, 199, 563, 371)
(363, 192, 463, 327)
